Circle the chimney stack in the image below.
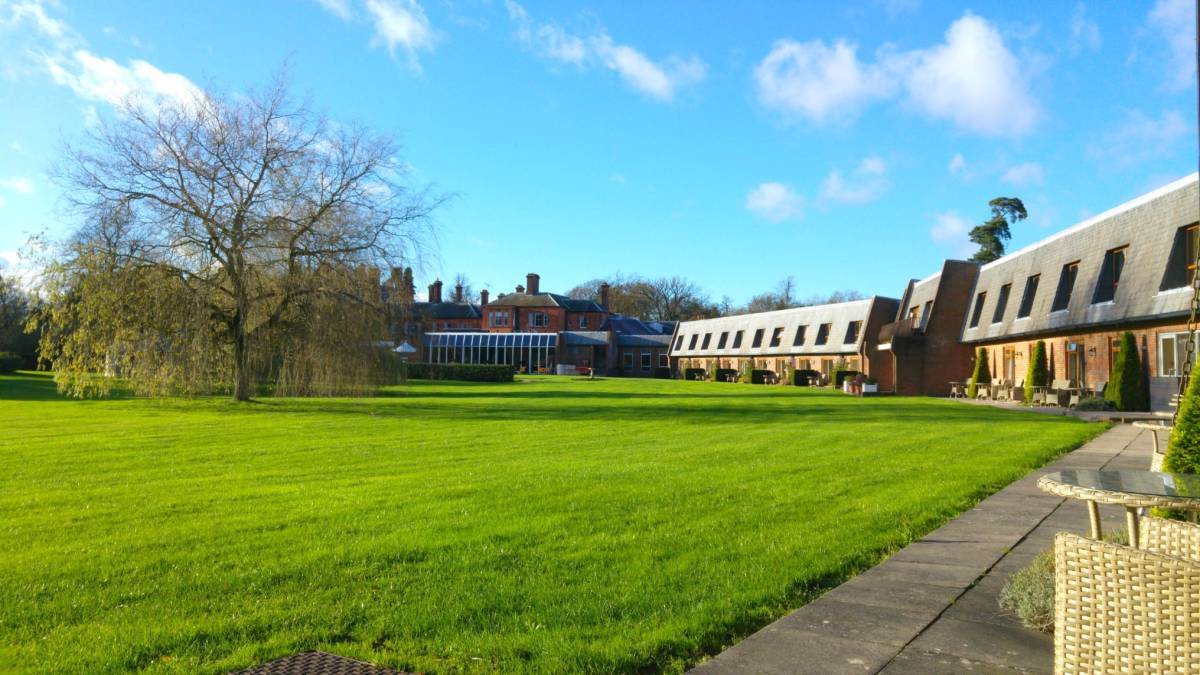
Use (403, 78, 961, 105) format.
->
(454, 283, 463, 303)
(600, 282, 611, 310)
(516, 284, 525, 294)
(526, 273, 540, 295)
(480, 289, 489, 306)
(403, 268, 415, 301)
(428, 279, 443, 304)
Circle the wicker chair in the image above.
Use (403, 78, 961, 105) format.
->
(1054, 517, 1200, 674)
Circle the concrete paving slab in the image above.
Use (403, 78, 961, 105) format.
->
(689, 424, 1150, 675)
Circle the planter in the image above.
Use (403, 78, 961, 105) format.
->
(862, 383, 878, 394)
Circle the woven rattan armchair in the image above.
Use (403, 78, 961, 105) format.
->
(1054, 517, 1200, 674)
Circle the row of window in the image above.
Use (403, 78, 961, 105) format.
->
(968, 223, 1199, 330)
(487, 310, 561, 328)
(674, 321, 863, 352)
(622, 352, 670, 370)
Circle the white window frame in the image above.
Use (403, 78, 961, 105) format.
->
(640, 353, 652, 370)
(658, 353, 668, 368)
(1159, 331, 1200, 377)
(530, 312, 549, 328)
(579, 315, 588, 328)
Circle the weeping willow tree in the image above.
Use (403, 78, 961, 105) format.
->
(34, 72, 439, 400)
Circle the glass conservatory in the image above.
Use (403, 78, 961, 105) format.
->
(423, 332, 558, 371)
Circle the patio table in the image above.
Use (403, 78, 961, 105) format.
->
(1037, 469, 1200, 548)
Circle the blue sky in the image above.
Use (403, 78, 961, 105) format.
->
(0, 0, 1195, 304)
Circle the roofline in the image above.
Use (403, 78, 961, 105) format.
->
(689, 296, 886, 324)
(979, 172, 1200, 272)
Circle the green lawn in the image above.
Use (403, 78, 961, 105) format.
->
(0, 372, 1103, 673)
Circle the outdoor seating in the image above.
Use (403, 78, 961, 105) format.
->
(1054, 517, 1200, 674)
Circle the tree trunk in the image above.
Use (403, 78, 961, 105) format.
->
(232, 307, 252, 402)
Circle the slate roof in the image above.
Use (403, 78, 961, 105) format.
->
(670, 297, 896, 358)
(486, 292, 604, 312)
(602, 315, 671, 335)
(412, 301, 482, 320)
(618, 333, 672, 348)
(960, 173, 1200, 343)
(561, 331, 609, 346)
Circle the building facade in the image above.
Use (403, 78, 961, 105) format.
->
(956, 174, 1199, 411)
(668, 296, 900, 386)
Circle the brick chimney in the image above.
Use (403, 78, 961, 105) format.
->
(480, 289, 489, 306)
(454, 283, 463, 303)
(526, 273, 540, 295)
(403, 267, 414, 300)
(600, 282, 610, 310)
(428, 279, 443, 303)
(516, 284, 525, 294)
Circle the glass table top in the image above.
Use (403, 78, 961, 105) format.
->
(1041, 469, 1200, 501)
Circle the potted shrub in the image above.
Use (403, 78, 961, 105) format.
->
(862, 377, 878, 394)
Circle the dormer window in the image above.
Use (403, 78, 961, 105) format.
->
(1051, 262, 1079, 312)
(769, 327, 784, 347)
(717, 331, 729, 349)
(732, 330, 744, 348)
(688, 334, 698, 350)
(969, 291, 987, 328)
(793, 325, 807, 346)
(992, 284, 1011, 324)
(1092, 246, 1127, 304)
(751, 329, 765, 348)
(815, 323, 831, 345)
(1161, 223, 1199, 291)
(701, 333, 712, 349)
(844, 321, 861, 344)
(1017, 274, 1039, 318)
(674, 335, 684, 350)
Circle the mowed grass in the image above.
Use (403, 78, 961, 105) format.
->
(0, 372, 1104, 674)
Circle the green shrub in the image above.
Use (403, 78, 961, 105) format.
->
(968, 348, 991, 398)
(1105, 331, 1148, 412)
(830, 359, 852, 389)
(1000, 529, 1129, 633)
(1074, 396, 1115, 412)
(396, 362, 514, 382)
(1166, 356, 1200, 474)
(1024, 340, 1049, 405)
(738, 358, 754, 383)
(0, 352, 21, 374)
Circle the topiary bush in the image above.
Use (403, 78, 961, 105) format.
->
(1105, 331, 1148, 412)
(1165, 356, 1200, 475)
(0, 352, 21, 374)
(1024, 340, 1049, 405)
(968, 347, 991, 398)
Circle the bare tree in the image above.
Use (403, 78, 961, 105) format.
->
(568, 274, 716, 321)
(41, 73, 441, 400)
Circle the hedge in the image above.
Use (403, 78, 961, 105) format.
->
(1166, 356, 1200, 474)
(0, 352, 20, 374)
(396, 362, 514, 382)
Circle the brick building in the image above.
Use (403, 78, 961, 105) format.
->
(875, 260, 981, 396)
(405, 272, 674, 376)
(956, 173, 1199, 411)
(668, 296, 900, 386)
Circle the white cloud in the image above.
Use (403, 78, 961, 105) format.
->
(753, 12, 1038, 137)
(505, 1, 705, 101)
(9, 141, 22, 153)
(948, 153, 966, 175)
(903, 14, 1038, 137)
(0, 176, 34, 194)
(1001, 162, 1044, 187)
(316, 0, 352, 20)
(1086, 109, 1190, 168)
(4, 1, 66, 38)
(365, 0, 436, 71)
(45, 49, 202, 111)
(753, 39, 894, 125)
(1068, 3, 1101, 54)
(819, 156, 890, 204)
(1148, 0, 1197, 91)
(879, 0, 920, 18)
(746, 182, 803, 222)
(929, 211, 975, 258)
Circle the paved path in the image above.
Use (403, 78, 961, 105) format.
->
(691, 423, 1152, 675)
